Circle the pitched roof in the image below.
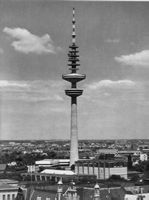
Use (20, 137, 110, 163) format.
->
(25, 185, 69, 200)
(30, 189, 56, 200)
(109, 187, 126, 200)
(77, 187, 111, 200)
(22, 184, 126, 200)
(76, 186, 126, 200)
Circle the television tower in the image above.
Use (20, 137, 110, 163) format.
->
(62, 8, 86, 166)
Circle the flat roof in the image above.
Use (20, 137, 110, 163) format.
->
(0, 179, 18, 184)
(36, 159, 70, 165)
(76, 159, 126, 164)
(0, 183, 18, 190)
(41, 169, 75, 176)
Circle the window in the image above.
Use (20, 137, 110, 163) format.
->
(12, 194, 15, 200)
(2, 195, 5, 200)
(7, 194, 10, 200)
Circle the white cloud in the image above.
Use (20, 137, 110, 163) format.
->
(3, 27, 60, 54)
(115, 50, 149, 67)
(54, 94, 64, 101)
(105, 38, 120, 43)
(0, 80, 29, 88)
(49, 107, 66, 113)
(0, 48, 4, 54)
(86, 80, 136, 90)
(0, 80, 64, 102)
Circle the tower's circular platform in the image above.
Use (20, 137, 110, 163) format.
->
(65, 89, 83, 97)
(62, 73, 86, 83)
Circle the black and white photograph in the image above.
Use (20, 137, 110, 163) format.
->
(0, 1, 149, 199)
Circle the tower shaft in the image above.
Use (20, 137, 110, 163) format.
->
(70, 97, 78, 165)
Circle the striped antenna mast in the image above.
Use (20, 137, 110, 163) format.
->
(72, 8, 76, 44)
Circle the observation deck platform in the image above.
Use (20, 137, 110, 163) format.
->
(65, 89, 83, 97)
(62, 73, 86, 83)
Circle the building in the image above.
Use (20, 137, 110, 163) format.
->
(35, 159, 70, 169)
(125, 193, 149, 200)
(75, 159, 128, 180)
(60, 181, 80, 200)
(124, 186, 149, 200)
(17, 179, 126, 200)
(62, 8, 86, 166)
(0, 179, 19, 200)
(118, 150, 141, 156)
(0, 183, 18, 200)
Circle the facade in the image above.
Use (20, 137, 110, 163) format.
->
(125, 193, 149, 200)
(0, 183, 18, 200)
(62, 181, 80, 200)
(17, 180, 126, 200)
(124, 186, 149, 200)
(62, 8, 86, 166)
(75, 159, 128, 180)
(21, 169, 77, 184)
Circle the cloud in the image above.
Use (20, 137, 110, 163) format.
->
(0, 48, 4, 54)
(105, 38, 120, 43)
(0, 80, 29, 88)
(0, 80, 64, 102)
(3, 27, 60, 54)
(49, 107, 66, 113)
(115, 50, 149, 67)
(86, 80, 136, 90)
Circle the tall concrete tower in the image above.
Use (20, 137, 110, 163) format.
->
(62, 8, 86, 166)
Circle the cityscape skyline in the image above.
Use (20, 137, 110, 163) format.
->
(1, 1, 149, 140)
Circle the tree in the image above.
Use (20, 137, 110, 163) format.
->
(47, 151, 57, 159)
(127, 154, 132, 170)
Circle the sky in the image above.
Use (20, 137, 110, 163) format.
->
(1, 1, 149, 140)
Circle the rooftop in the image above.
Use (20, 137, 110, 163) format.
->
(0, 183, 18, 191)
(41, 169, 75, 176)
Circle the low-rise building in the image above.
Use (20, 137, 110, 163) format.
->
(0, 183, 18, 200)
(125, 193, 149, 199)
(16, 180, 126, 200)
(124, 186, 149, 200)
(75, 159, 128, 180)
